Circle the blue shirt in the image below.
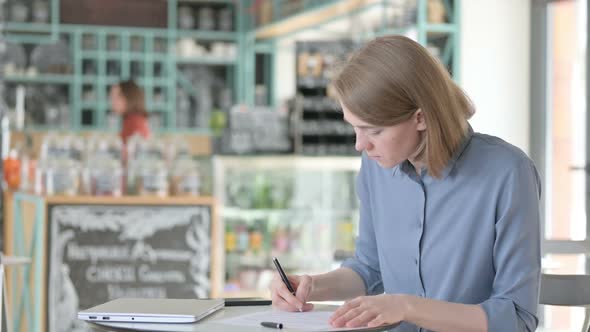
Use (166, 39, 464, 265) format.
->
(342, 128, 541, 332)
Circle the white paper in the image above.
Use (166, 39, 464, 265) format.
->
(218, 309, 367, 331)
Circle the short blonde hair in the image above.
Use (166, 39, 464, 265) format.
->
(332, 35, 474, 178)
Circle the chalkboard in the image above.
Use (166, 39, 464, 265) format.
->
(47, 204, 212, 332)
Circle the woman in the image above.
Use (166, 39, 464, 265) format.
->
(270, 36, 541, 332)
(110, 79, 151, 144)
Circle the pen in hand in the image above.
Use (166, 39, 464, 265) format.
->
(261, 321, 283, 329)
(272, 257, 296, 294)
(272, 256, 303, 311)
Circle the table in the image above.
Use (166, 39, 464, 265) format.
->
(87, 304, 397, 332)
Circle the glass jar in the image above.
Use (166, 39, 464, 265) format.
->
(198, 7, 215, 30)
(217, 7, 233, 31)
(136, 162, 169, 197)
(170, 159, 200, 196)
(44, 160, 80, 196)
(178, 6, 194, 29)
(90, 160, 123, 196)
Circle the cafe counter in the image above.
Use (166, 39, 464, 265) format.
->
(3, 192, 220, 332)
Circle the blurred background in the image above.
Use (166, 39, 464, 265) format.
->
(0, 0, 586, 331)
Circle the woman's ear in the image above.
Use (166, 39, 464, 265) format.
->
(415, 109, 427, 131)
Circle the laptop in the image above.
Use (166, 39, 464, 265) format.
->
(78, 298, 224, 323)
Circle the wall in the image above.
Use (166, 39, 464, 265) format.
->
(460, 0, 531, 153)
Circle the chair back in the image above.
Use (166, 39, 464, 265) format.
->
(540, 273, 590, 332)
(540, 273, 590, 306)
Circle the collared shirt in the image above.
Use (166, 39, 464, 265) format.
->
(342, 128, 541, 332)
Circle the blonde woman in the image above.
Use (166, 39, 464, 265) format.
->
(270, 36, 541, 332)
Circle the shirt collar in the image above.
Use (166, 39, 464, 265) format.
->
(440, 124, 473, 178)
(391, 124, 474, 178)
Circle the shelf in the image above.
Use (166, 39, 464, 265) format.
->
(81, 76, 99, 84)
(222, 208, 296, 220)
(297, 78, 330, 89)
(222, 207, 357, 220)
(374, 26, 417, 37)
(150, 104, 170, 112)
(175, 56, 236, 65)
(4, 74, 72, 85)
(80, 50, 104, 59)
(26, 125, 69, 131)
(150, 78, 170, 86)
(104, 76, 119, 84)
(4, 22, 52, 33)
(426, 23, 457, 34)
(80, 51, 168, 62)
(155, 127, 212, 135)
(81, 76, 170, 86)
(254, 0, 357, 40)
(80, 102, 99, 109)
(176, 30, 237, 41)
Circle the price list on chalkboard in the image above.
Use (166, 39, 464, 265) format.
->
(47, 204, 212, 332)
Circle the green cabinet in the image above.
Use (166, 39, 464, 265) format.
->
(1, 0, 241, 132)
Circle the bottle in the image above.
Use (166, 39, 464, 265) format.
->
(236, 222, 249, 253)
(18, 147, 36, 193)
(170, 159, 200, 196)
(198, 7, 215, 30)
(3, 148, 20, 190)
(273, 226, 289, 253)
(217, 7, 233, 31)
(249, 225, 263, 254)
(225, 224, 236, 253)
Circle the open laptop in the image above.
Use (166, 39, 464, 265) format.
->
(78, 298, 224, 323)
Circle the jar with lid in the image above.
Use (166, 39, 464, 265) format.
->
(90, 160, 123, 196)
(170, 159, 200, 196)
(217, 7, 233, 31)
(136, 161, 169, 197)
(44, 160, 80, 196)
(198, 7, 215, 30)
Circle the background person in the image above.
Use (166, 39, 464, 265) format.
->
(109, 79, 151, 144)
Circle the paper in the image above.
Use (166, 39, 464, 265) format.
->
(218, 309, 367, 331)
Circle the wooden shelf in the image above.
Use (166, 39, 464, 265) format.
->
(176, 56, 236, 65)
(44, 194, 215, 206)
(254, 0, 377, 40)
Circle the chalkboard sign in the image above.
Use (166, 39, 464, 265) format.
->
(47, 204, 212, 332)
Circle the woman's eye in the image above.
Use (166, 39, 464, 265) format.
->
(370, 129, 382, 136)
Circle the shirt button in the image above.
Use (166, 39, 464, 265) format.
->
(414, 258, 418, 264)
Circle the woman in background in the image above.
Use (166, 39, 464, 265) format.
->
(109, 79, 150, 144)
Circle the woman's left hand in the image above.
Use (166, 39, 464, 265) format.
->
(329, 294, 409, 328)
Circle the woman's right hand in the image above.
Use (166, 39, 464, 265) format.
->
(269, 273, 315, 312)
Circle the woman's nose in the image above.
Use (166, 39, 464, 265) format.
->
(355, 133, 368, 152)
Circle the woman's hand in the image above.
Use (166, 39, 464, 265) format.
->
(269, 273, 315, 312)
(329, 294, 409, 328)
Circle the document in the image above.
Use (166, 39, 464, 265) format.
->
(218, 308, 367, 331)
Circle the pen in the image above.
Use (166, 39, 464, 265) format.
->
(261, 321, 283, 329)
(272, 257, 295, 295)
